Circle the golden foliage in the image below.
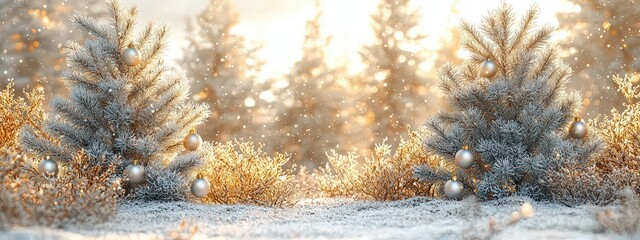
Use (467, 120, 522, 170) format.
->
(0, 149, 123, 229)
(199, 141, 298, 206)
(293, 166, 322, 198)
(591, 75, 640, 175)
(548, 75, 640, 205)
(317, 128, 442, 200)
(0, 81, 46, 149)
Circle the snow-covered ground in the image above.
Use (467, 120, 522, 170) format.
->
(1, 197, 634, 239)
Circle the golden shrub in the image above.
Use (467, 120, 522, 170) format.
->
(293, 166, 322, 198)
(591, 75, 640, 175)
(0, 149, 123, 229)
(317, 128, 443, 200)
(548, 75, 640, 206)
(0, 81, 46, 149)
(199, 141, 298, 206)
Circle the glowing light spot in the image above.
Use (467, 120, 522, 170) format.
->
(244, 97, 256, 107)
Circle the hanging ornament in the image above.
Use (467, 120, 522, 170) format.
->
(455, 145, 474, 169)
(444, 177, 464, 200)
(121, 43, 141, 66)
(479, 60, 498, 78)
(183, 128, 202, 151)
(191, 174, 210, 198)
(124, 160, 145, 184)
(569, 116, 588, 139)
(38, 155, 58, 177)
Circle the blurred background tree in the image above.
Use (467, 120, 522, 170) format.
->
(182, 0, 267, 142)
(268, 2, 353, 168)
(357, 0, 435, 149)
(557, 0, 640, 116)
(0, 0, 101, 98)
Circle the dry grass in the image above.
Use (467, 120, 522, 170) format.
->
(0, 81, 45, 149)
(0, 149, 123, 229)
(199, 141, 298, 207)
(547, 75, 640, 206)
(592, 75, 640, 177)
(294, 166, 322, 198)
(317, 128, 443, 200)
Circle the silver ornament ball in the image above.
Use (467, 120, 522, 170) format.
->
(125, 161, 145, 184)
(569, 117, 588, 139)
(444, 179, 464, 200)
(38, 156, 58, 176)
(479, 60, 498, 78)
(122, 44, 141, 66)
(455, 146, 474, 169)
(183, 129, 202, 151)
(191, 177, 210, 198)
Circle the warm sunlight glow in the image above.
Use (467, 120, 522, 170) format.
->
(132, 0, 574, 80)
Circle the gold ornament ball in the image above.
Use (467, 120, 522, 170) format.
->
(191, 175, 210, 198)
(444, 178, 464, 200)
(183, 128, 202, 151)
(479, 60, 498, 78)
(455, 145, 474, 169)
(122, 43, 141, 66)
(569, 116, 588, 139)
(125, 160, 145, 184)
(38, 156, 58, 177)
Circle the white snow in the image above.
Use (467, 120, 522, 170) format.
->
(0, 197, 635, 239)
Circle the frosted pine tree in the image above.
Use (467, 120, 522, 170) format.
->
(271, 5, 351, 168)
(183, 0, 265, 142)
(415, 5, 601, 200)
(360, 0, 433, 148)
(557, 0, 639, 115)
(21, 0, 210, 201)
(0, 0, 101, 96)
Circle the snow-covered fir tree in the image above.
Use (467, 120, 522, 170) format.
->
(557, 0, 639, 115)
(21, 0, 210, 201)
(270, 4, 351, 168)
(359, 0, 433, 148)
(0, 0, 101, 95)
(183, 0, 265, 142)
(415, 4, 601, 200)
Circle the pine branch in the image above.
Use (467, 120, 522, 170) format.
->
(437, 64, 461, 94)
(522, 26, 553, 52)
(509, 7, 538, 55)
(131, 26, 168, 79)
(167, 152, 203, 174)
(72, 14, 109, 40)
(135, 23, 155, 52)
